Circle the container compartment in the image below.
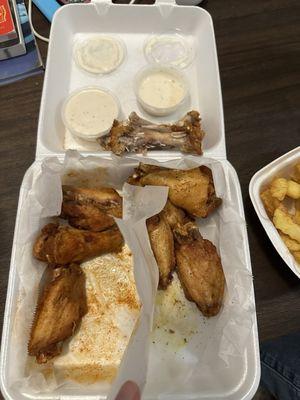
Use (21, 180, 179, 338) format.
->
(36, 3, 225, 159)
(1, 154, 259, 400)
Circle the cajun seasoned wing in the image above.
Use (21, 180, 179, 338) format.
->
(28, 264, 87, 363)
(161, 200, 193, 230)
(61, 186, 122, 232)
(128, 164, 221, 218)
(174, 223, 225, 317)
(33, 223, 123, 264)
(98, 111, 205, 155)
(147, 214, 175, 289)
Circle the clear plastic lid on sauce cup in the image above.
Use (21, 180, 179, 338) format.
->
(144, 32, 195, 69)
(73, 35, 126, 75)
(134, 65, 189, 117)
(61, 87, 120, 142)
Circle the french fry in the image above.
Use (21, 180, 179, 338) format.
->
(270, 178, 288, 201)
(287, 180, 300, 199)
(273, 207, 300, 243)
(270, 178, 300, 200)
(261, 162, 300, 268)
(279, 232, 300, 251)
(291, 163, 300, 183)
(294, 199, 300, 225)
(292, 251, 300, 265)
(260, 189, 281, 217)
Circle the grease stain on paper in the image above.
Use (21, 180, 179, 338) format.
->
(152, 274, 199, 351)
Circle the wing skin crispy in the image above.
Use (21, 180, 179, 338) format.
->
(33, 223, 124, 264)
(161, 200, 193, 230)
(61, 202, 116, 232)
(61, 186, 122, 232)
(174, 223, 225, 317)
(147, 214, 175, 289)
(28, 264, 87, 363)
(127, 164, 222, 218)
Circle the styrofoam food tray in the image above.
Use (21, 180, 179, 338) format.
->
(1, 1, 260, 399)
(35, 0, 226, 160)
(249, 146, 300, 279)
(1, 154, 260, 400)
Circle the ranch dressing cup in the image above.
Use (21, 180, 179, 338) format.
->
(62, 87, 120, 142)
(134, 65, 188, 116)
(74, 35, 126, 75)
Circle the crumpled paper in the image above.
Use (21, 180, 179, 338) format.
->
(110, 155, 255, 399)
(7, 151, 255, 399)
(107, 184, 168, 400)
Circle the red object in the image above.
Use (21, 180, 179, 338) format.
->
(0, 0, 15, 36)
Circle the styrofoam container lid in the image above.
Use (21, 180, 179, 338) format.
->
(249, 146, 300, 279)
(35, 2, 227, 159)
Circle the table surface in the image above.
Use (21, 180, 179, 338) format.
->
(0, 0, 299, 395)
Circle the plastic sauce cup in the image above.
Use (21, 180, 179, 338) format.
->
(134, 65, 189, 117)
(61, 87, 120, 142)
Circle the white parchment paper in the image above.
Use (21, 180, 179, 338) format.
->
(7, 151, 256, 399)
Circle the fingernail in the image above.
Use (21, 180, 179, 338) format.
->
(115, 381, 140, 400)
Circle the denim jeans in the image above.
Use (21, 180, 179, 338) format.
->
(260, 332, 300, 400)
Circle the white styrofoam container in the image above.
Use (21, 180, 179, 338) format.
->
(35, 0, 226, 160)
(249, 146, 300, 279)
(1, 156, 260, 400)
(1, 1, 260, 399)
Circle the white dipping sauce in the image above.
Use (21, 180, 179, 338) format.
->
(75, 36, 124, 74)
(138, 69, 186, 109)
(63, 88, 119, 141)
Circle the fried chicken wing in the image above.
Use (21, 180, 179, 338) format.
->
(98, 111, 205, 155)
(147, 214, 175, 289)
(128, 164, 221, 218)
(61, 186, 122, 232)
(174, 223, 225, 317)
(28, 263, 87, 363)
(33, 223, 123, 264)
(161, 200, 193, 230)
(127, 164, 161, 186)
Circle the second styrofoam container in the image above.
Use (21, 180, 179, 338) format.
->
(249, 146, 300, 279)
